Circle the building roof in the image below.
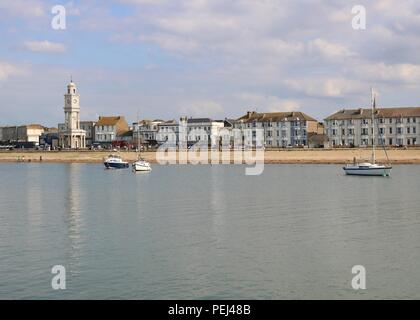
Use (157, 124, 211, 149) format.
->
(325, 107, 420, 120)
(158, 120, 178, 126)
(118, 130, 133, 137)
(187, 118, 213, 123)
(236, 111, 318, 123)
(134, 119, 163, 125)
(25, 124, 44, 130)
(96, 116, 125, 126)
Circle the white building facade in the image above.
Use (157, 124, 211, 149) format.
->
(156, 120, 180, 146)
(155, 117, 229, 148)
(133, 120, 163, 145)
(325, 107, 420, 147)
(184, 117, 226, 148)
(234, 111, 322, 148)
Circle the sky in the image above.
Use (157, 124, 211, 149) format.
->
(0, 0, 420, 127)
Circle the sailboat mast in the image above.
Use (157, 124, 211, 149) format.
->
(137, 111, 140, 159)
(371, 88, 376, 164)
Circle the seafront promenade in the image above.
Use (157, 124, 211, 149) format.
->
(1, 148, 420, 164)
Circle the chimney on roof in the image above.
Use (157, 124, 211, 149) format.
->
(359, 108, 363, 115)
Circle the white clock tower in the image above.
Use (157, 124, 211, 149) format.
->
(59, 80, 86, 149)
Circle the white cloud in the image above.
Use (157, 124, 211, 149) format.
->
(23, 41, 67, 53)
(237, 93, 301, 112)
(357, 63, 420, 84)
(179, 100, 224, 118)
(284, 78, 364, 98)
(308, 38, 356, 59)
(0, 0, 45, 18)
(138, 33, 200, 54)
(3, 0, 420, 123)
(0, 62, 25, 81)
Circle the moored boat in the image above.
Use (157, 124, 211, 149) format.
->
(132, 158, 152, 172)
(132, 113, 152, 172)
(104, 154, 129, 169)
(343, 88, 392, 177)
(343, 162, 392, 176)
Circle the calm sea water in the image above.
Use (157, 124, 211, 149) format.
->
(0, 163, 420, 299)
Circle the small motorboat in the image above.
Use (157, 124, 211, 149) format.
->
(132, 158, 152, 172)
(104, 154, 129, 169)
(343, 162, 392, 176)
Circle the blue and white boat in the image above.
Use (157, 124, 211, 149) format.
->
(104, 154, 129, 169)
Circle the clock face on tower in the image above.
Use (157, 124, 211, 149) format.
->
(73, 99, 78, 104)
(67, 99, 71, 104)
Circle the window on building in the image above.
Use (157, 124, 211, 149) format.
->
(389, 127, 393, 134)
(389, 118, 393, 124)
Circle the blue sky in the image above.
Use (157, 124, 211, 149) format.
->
(1, 0, 420, 126)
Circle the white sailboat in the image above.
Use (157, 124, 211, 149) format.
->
(132, 116, 152, 172)
(343, 89, 392, 177)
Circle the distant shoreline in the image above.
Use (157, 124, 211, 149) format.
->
(1, 149, 420, 164)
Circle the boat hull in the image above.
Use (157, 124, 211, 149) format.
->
(104, 162, 129, 169)
(132, 162, 151, 172)
(343, 166, 392, 176)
